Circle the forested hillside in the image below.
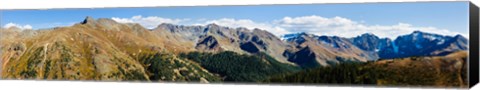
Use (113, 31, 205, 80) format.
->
(265, 51, 468, 88)
(180, 51, 301, 82)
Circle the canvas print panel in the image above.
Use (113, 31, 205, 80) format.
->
(0, 1, 470, 88)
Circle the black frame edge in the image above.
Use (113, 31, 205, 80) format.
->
(469, 1, 480, 88)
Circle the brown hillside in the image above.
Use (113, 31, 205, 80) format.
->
(0, 17, 220, 82)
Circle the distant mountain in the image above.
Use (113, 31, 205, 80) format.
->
(282, 33, 372, 68)
(281, 30, 468, 68)
(383, 31, 468, 58)
(349, 31, 468, 59)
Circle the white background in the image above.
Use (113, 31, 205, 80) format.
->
(0, 0, 478, 90)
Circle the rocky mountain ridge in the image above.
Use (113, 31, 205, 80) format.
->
(1, 16, 469, 71)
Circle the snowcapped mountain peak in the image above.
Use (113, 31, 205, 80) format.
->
(360, 33, 377, 37)
(412, 30, 423, 33)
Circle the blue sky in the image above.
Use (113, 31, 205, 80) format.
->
(0, 1, 469, 38)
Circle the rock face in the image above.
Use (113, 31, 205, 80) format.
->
(196, 35, 223, 52)
(349, 33, 392, 60)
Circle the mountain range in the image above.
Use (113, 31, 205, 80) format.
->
(147, 18, 469, 68)
(282, 31, 467, 68)
(0, 16, 469, 81)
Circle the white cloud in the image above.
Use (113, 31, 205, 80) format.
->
(111, 15, 189, 29)
(202, 18, 290, 35)
(111, 15, 466, 39)
(2, 23, 33, 30)
(274, 15, 466, 39)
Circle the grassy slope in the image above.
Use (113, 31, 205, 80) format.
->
(265, 51, 468, 88)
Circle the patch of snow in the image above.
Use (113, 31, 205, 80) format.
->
(412, 32, 421, 41)
(319, 40, 338, 48)
(437, 39, 445, 45)
(281, 32, 312, 41)
(280, 33, 302, 41)
(320, 41, 331, 46)
(423, 35, 440, 41)
(391, 42, 399, 53)
(413, 32, 419, 36)
(280, 36, 293, 41)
